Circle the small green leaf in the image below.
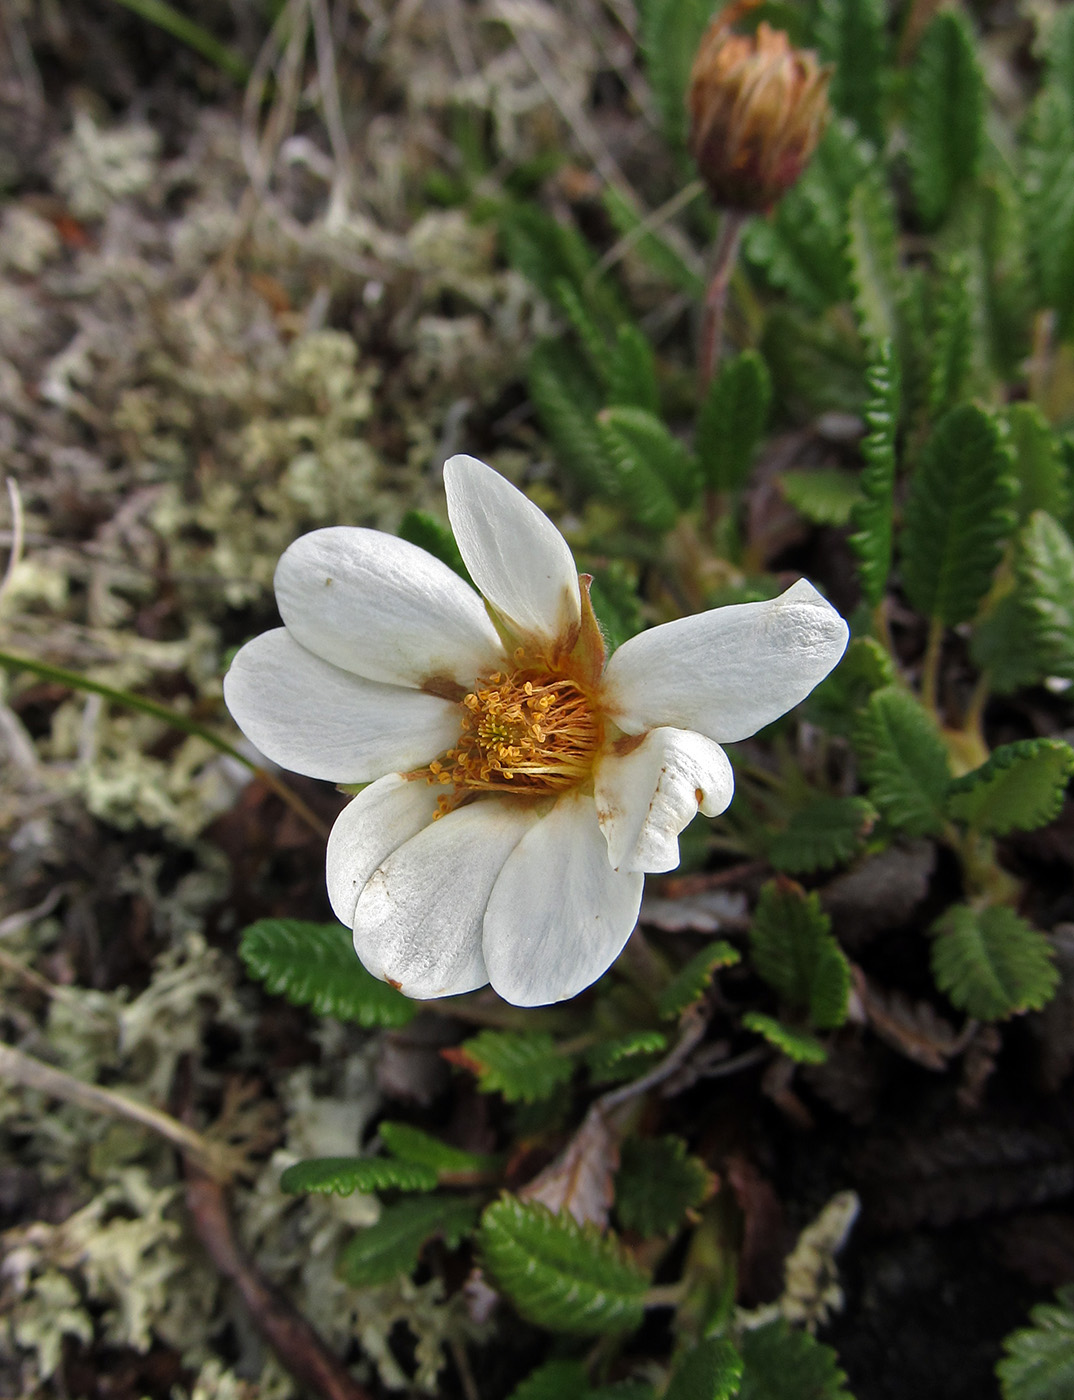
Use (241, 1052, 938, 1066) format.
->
(696, 350, 772, 493)
(815, 0, 887, 146)
(805, 636, 895, 736)
(846, 176, 900, 348)
(853, 686, 951, 836)
(900, 405, 1016, 625)
(608, 323, 660, 416)
(932, 905, 1059, 1020)
(739, 1320, 853, 1400)
(749, 881, 850, 1030)
(767, 796, 877, 875)
(906, 10, 984, 229)
(1018, 511, 1074, 678)
(659, 940, 741, 1021)
(339, 1195, 479, 1287)
(742, 1012, 827, 1065)
(779, 468, 863, 526)
(1006, 404, 1071, 525)
(666, 1338, 743, 1400)
(279, 1157, 438, 1197)
(849, 339, 900, 606)
(597, 406, 695, 526)
(615, 1136, 715, 1238)
(946, 739, 1074, 835)
(397, 509, 472, 585)
(378, 1122, 502, 1176)
(998, 1285, 1074, 1400)
(479, 1196, 650, 1335)
(238, 920, 416, 1028)
(452, 1030, 574, 1104)
(586, 1030, 668, 1084)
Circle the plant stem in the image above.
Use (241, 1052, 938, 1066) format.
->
(698, 209, 747, 394)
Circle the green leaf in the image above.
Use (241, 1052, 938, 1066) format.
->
(846, 176, 901, 348)
(339, 1195, 479, 1287)
(739, 1320, 853, 1400)
(615, 1136, 715, 1238)
(479, 1196, 650, 1335)
(659, 940, 741, 1021)
(528, 340, 616, 500)
(452, 1030, 574, 1103)
(1017, 511, 1074, 678)
(998, 1285, 1074, 1400)
(931, 905, 1059, 1020)
(853, 686, 951, 836)
(597, 406, 696, 527)
(638, 0, 711, 147)
(666, 1338, 744, 1400)
(238, 920, 416, 1028)
(742, 1012, 827, 1065)
(397, 509, 472, 585)
(608, 323, 660, 416)
(815, 0, 886, 146)
(1023, 9, 1074, 334)
(696, 350, 772, 493)
(906, 10, 984, 229)
(778, 468, 862, 526)
(586, 1030, 668, 1084)
(749, 881, 850, 1030)
(849, 340, 900, 606)
(1006, 404, 1071, 525)
(805, 636, 895, 736)
(926, 257, 974, 419)
(279, 1156, 438, 1197)
(900, 404, 1016, 626)
(946, 739, 1074, 836)
(767, 796, 877, 875)
(378, 1122, 502, 1176)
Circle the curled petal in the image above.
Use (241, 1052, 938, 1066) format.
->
(223, 629, 459, 782)
(602, 578, 848, 742)
(483, 792, 643, 1007)
(595, 727, 734, 874)
(326, 775, 440, 927)
(274, 526, 504, 689)
(351, 798, 536, 1000)
(444, 454, 581, 651)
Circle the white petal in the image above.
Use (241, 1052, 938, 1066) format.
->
(223, 629, 460, 782)
(602, 579, 849, 742)
(274, 526, 504, 688)
(326, 774, 440, 927)
(595, 728, 734, 874)
(351, 798, 536, 1000)
(444, 454, 581, 650)
(483, 792, 643, 1007)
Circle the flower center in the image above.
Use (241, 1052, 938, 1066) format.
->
(423, 654, 603, 812)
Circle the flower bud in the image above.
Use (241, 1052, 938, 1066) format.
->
(688, 0, 830, 213)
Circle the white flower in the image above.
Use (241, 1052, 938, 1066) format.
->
(224, 455, 849, 1007)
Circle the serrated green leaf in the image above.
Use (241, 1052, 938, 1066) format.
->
(846, 177, 901, 348)
(608, 323, 660, 416)
(805, 636, 895, 736)
(696, 350, 772, 494)
(906, 10, 984, 229)
(849, 340, 900, 605)
(397, 509, 472, 585)
(528, 339, 617, 500)
(339, 1195, 479, 1287)
(998, 1285, 1074, 1400)
(238, 920, 416, 1028)
(778, 468, 863, 526)
(479, 1196, 650, 1335)
(615, 1136, 715, 1238)
(767, 796, 877, 875)
(815, 0, 886, 146)
(1006, 404, 1071, 525)
(900, 404, 1016, 626)
(453, 1030, 574, 1104)
(666, 1338, 743, 1400)
(638, 0, 711, 147)
(1023, 9, 1074, 334)
(279, 1156, 438, 1197)
(853, 686, 951, 836)
(946, 739, 1074, 836)
(659, 940, 741, 1021)
(926, 257, 974, 418)
(931, 904, 1059, 1020)
(378, 1122, 502, 1176)
(586, 1030, 668, 1083)
(749, 881, 850, 1030)
(739, 1320, 853, 1400)
(742, 1011, 827, 1065)
(597, 406, 695, 528)
(1018, 511, 1074, 678)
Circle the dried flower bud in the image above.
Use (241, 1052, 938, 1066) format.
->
(688, 0, 830, 213)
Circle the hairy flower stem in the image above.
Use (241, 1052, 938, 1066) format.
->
(698, 209, 748, 394)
